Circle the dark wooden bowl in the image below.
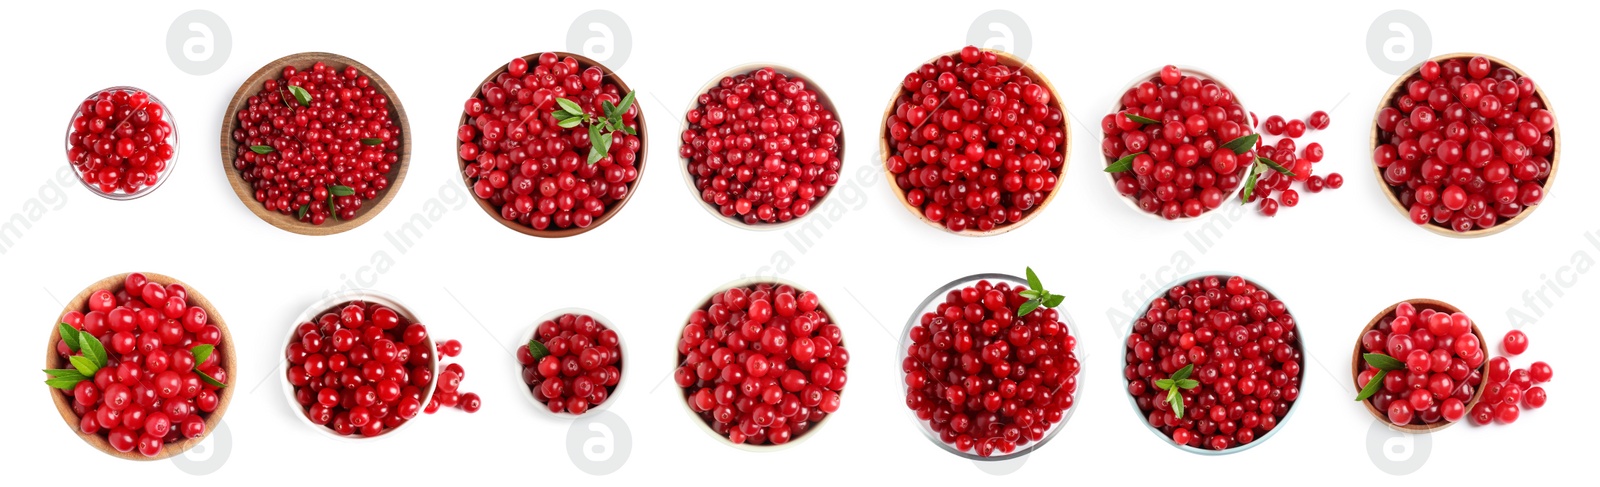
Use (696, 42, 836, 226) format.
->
(220, 52, 411, 236)
(1352, 298, 1490, 433)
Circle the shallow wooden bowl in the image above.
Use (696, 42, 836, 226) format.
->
(878, 48, 1070, 237)
(456, 52, 648, 238)
(1352, 298, 1489, 433)
(1370, 53, 1560, 238)
(220, 52, 412, 236)
(45, 272, 236, 460)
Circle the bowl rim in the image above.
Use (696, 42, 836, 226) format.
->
(1118, 272, 1306, 455)
(1350, 298, 1490, 433)
(677, 62, 845, 231)
(455, 51, 649, 238)
(279, 289, 439, 442)
(45, 272, 236, 461)
(895, 272, 1081, 461)
(65, 86, 181, 201)
(673, 276, 845, 452)
(876, 47, 1071, 237)
(1368, 52, 1561, 238)
(219, 51, 412, 236)
(516, 307, 629, 418)
(1102, 66, 1253, 222)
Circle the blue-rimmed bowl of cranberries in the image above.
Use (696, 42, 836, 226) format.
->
(1353, 299, 1489, 432)
(65, 87, 180, 200)
(1103, 66, 1254, 221)
(1122, 273, 1305, 454)
(281, 290, 439, 441)
(899, 272, 1081, 460)
(46, 272, 235, 460)
(517, 307, 627, 417)
(679, 63, 845, 230)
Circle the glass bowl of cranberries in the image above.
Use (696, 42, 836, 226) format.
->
(674, 279, 849, 450)
(679, 64, 845, 230)
(1352, 299, 1489, 432)
(517, 308, 626, 417)
(281, 291, 438, 441)
(899, 270, 1081, 460)
(881, 46, 1070, 236)
(1122, 274, 1305, 454)
(223, 52, 410, 236)
(458, 52, 647, 238)
(1371, 53, 1558, 237)
(65, 87, 179, 200)
(45, 272, 234, 460)
(1103, 66, 1254, 221)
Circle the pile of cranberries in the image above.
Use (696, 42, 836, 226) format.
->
(902, 279, 1079, 457)
(67, 88, 177, 196)
(518, 312, 623, 415)
(1248, 111, 1342, 216)
(675, 283, 848, 446)
(1104, 66, 1251, 219)
(1470, 330, 1552, 425)
(1124, 275, 1302, 451)
(51, 273, 226, 457)
(680, 67, 843, 225)
(459, 53, 643, 232)
(1373, 55, 1557, 233)
(1356, 302, 1485, 426)
(884, 46, 1066, 233)
(231, 61, 402, 225)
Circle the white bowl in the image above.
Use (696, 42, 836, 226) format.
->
(1103, 67, 1252, 221)
(517, 307, 628, 418)
(63, 86, 180, 201)
(280, 289, 439, 442)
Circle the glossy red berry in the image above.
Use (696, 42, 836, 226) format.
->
(1501, 330, 1528, 355)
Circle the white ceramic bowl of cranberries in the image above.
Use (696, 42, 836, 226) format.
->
(678, 64, 845, 230)
(898, 273, 1081, 460)
(280, 290, 439, 441)
(1352, 299, 1489, 432)
(1121, 273, 1305, 454)
(673, 278, 848, 451)
(1370, 53, 1559, 237)
(517, 308, 627, 417)
(1103, 66, 1253, 221)
(64, 86, 180, 201)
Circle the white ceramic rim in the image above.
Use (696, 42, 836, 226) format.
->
(1103, 67, 1250, 221)
(279, 289, 439, 442)
(516, 307, 629, 419)
(63, 86, 180, 201)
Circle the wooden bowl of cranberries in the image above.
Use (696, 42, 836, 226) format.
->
(1352, 299, 1489, 432)
(673, 279, 849, 450)
(1123, 274, 1304, 454)
(1371, 53, 1559, 237)
(44, 272, 235, 460)
(1103, 65, 1254, 221)
(457, 52, 647, 237)
(221, 52, 411, 236)
(679, 64, 845, 229)
(881, 46, 1070, 236)
(281, 291, 439, 440)
(517, 308, 626, 417)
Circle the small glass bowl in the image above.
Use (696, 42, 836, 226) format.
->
(63, 86, 180, 200)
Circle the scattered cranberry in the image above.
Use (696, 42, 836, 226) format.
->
(519, 312, 623, 415)
(287, 301, 453, 437)
(1467, 331, 1553, 426)
(1245, 109, 1340, 217)
(886, 46, 1067, 233)
(676, 283, 848, 446)
(459, 54, 643, 232)
(1105, 65, 1250, 220)
(681, 67, 842, 226)
(1501, 329, 1528, 355)
(1355, 302, 1484, 427)
(1373, 55, 1556, 233)
(66, 88, 177, 197)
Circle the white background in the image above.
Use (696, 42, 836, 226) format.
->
(1, 0, 1593, 483)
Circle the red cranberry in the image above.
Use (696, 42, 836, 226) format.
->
(1106, 66, 1250, 220)
(66, 88, 177, 197)
(521, 312, 623, 415)
(1501, 330, 1528, 355)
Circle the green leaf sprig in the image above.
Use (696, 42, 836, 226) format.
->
(1103, 152, 1145, 173)
(1228, 133, 1297, 204)
(1017, 267, 1065, 317)
(46, 323, 227, 389)
(1155, 364, 1200, 419)
(1354, 352, 1406, 401)
(527, 338, 550, 362)
(550, 91, 637, 165)
(1122, 112, 1161, 125)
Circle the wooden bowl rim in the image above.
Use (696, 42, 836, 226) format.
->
(1368, 52, 1561, 239)
(877, 48, 1071, 237)
(517, 307, 628, 418)
(45, 272, 237, 461)
(219, 51, 412, 236)
(455, 52, 649, 238)
(1351, 298, 1490, 433)
(677, 63, 846, 231)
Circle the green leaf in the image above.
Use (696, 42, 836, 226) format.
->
(46, 376, 88, 389)
(1025, 267, 1042, 291)
(1168, 387, 1185, 419)
(361, 137, 383, 146)
(1363, 353, 1406, 372)
(197, 370, 226, 388)
(587, 147, 605, 165)
(1104, 152, 1144, 173)
(1123, 112, 1160, 125)
(1018, 289, 1042, 299)
(596, 132, 613, 158)
(528, 339, 549, 361)
(296, 204, 309, 220)
(1155, 378, 1175, 390)
(1171, 364, 1194, 382)
(622, 125, 637, 136)
(69, 355, 99, 376)
(328, 195, 339, 221)
(191, 344, 214, 368)
(615, 91, 636, 116)
(1355, 369, 1388, 402)
(44, 368, 84, 377)
(557, 117, 584, 129)
(602, 100, 617, 118)
(58, 323, 81, 352)
(1240, 161, 1263, 204)
(1220, 134, 1260, 154)
(552, 110, 578, 121)
(80, 333, 108, 369)
(1043, 294, 1065, 308)
(330, 185, 356, 197)
(1176, 379, 1199, 389)
(556, 97, 586, 117)
(1258, 156, 1295, 176)
(249, 145, 275, 154)
(288, 85, 312, 107)
(1017, 299, 1042, 317)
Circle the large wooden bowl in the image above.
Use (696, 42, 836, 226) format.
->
(878, 48, 1070, 237)
(1370, 53, 1561, 238)
(45, 272, 236, 460)
(220, 52, 412, 236)
(456, 52, 648, 238)
(1352, 298, 1490, 433)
